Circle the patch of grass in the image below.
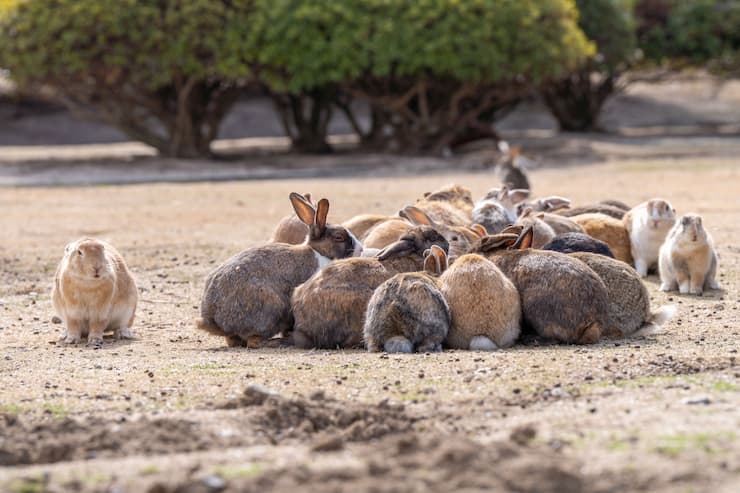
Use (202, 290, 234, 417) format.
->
(711, 381, 738, 392)
(5, 474, 47, 493)
(654, 432, 736, 457)
(140, 465, 160, 476)
(0, 403, 28, 415)
(211, 464, 262, 480)
(41, 402, 68, 418)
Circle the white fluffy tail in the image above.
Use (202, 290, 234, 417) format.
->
(469, 336, 499, 351)
(634, 304, 678, 337)
(384, 336, 413, 353)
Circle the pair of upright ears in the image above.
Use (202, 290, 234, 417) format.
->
(290, 192, 329, 235)
(423, 245, 447, 275)
(475, 226, 533, 253)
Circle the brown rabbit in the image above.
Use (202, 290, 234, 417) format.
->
(470, 227, 608, 344)
(516, 195, 572, 215)
(571, 213, 633, 264)
(197, 193, 362, 347)
(439, 253, 521, 350)
(52, 238, 138, 347)
(291, 227, 449, 349)
(364, 206, 479, 260)
(472, 186, 530, 235)
(364, 246, 450, 353)
(269, 193, 313, 244)
(571, 252, 677, 338)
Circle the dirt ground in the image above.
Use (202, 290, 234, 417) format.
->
(1, 157, 739, 492)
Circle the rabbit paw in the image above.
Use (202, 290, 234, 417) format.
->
(117, 327, 134, 340)
(61, 334, 81, 345)
(86, 337, 104, 349)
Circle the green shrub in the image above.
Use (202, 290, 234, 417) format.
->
(0, 0, 253, 157)
(250, 0, 593, 153)
(541, 0, 637, 131)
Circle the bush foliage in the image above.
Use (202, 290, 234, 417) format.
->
(2, 0, 596, 155)
(0, 0, 253, 157)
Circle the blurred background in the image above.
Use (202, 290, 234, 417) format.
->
(0, 0, 739, 161)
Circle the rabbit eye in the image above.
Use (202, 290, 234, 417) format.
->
(77, 250, 83, 256)
(451, 236, 459, 241)
(332, 234, 345, 242)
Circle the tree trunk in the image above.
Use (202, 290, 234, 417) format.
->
(541, 69, 617, 132)
(271, 88, 333, 154)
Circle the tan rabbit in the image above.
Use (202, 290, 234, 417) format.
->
(470, 227, 608, 345)
(659, 214, 719, 296)
(571, 252, 677, 338)
(197, 193, 362, 347)
(571, 213, 633, 264)
(515, 209, 556, 249)
(419, 184, 475, 215)
(291, 227, 449, 349)
(364, 246, 450, 353)
(623, 199, 676, 277)
(342, 213, 395, 240)
(269, 193, 313, 244)
(52, 238, 138, 347)
(539, 213, 585, 235)
(439, 253, 521, 350)
(516, 196, 572, 215)
(558, 204, 627, 220)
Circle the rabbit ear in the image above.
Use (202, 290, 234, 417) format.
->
(401, 206, 435, 226)
(303, 192, 313, 205)
(543, 196, 570, 211)
(423, 245, 447, 275)
(496, 185, 509, 201)
(474, 234, 519, 253)
(315, 198, 330, 233)
(508, 189, 530, 203)
(512, 226, 534, 250)
(290, 192, 316, 226)
(377, 238, 415, 261)
(469, 224, 488, 237)
(500, 224, 524, 236)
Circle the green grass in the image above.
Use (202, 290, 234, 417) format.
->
(711, 381, 738, 392)
(210, 464, 262, 480)
(0, 403, 28, 415)
(654, 432, 736, 457)
(41, 402, 68, 418)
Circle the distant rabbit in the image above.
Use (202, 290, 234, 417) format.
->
(364, 245, 450, 353)
(291, 226, 449, 349)
(197, 193, 362, 347)
(539, 213, 585, 235)
(517, 195, 572, 215)
(52, 238, 138, 348)
(623, 199, 677, 277)
(342, 213, 396, 241)
(495, 146, 532, 191)
(659, 214, 719, 295)
(571, 252, 676, 338)
(470, 227, 608, 344)
(542, 232, 615, 258)
(269, 192, 313, 244)
(571, 213, 633, 264)
(439, 253, 521, 350)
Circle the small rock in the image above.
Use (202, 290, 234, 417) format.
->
(200, 474, 226, 491)
(684, 396, 712, 406)
(51, 316, 62, 324)
(510, 424, 537, 445)
(311, 434, 345, 452)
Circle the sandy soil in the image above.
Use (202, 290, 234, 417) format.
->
(1, 158, 739, 492)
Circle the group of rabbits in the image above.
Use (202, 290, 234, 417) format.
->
(195, 175, 719, 353)
(50, 157, 719, 351)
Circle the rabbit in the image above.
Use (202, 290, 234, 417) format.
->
(571, 252, 677, 338)
(197, 193, 362, 347)
(364, 245, 450, 353)
(413, 200, 471, 227)
(659, 214, 720, 295)
(571, 213, 633, 264)
(52, 238, 138, 347)
(539, 213, 585, 235)
(364, 206, 479, 260)
(472, 185, 530, 234)
(515, 208, 556, 249)
(542, 232, 615, 258)
(516, 196, 572, 215)
(418, 184, 475, 217)
(342, 213, 396, 241)
(291, 226, 450, 349)
(599, 199, 630, 211)
(495, 146, 532, 190)
(269, 192, 313, 244)
(558, 204, 626, 220)
(439, 253, 521, 350)
(470, 227, 608, 345)
(623, 199, 677, 277)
